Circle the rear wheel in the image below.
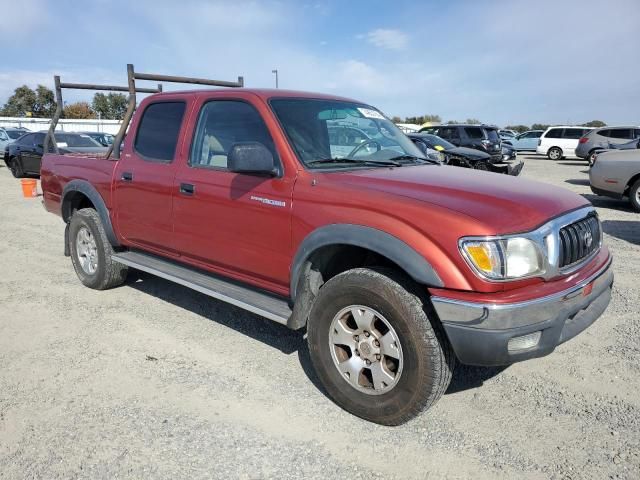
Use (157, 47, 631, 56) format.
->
(588, 150, 598, 166)
(69, 208, 128, 289)
(629, 179, 640, 212)
(8, 157, 23, 178)
(307, 268, 455, 425)
(548, 147, 562, 160)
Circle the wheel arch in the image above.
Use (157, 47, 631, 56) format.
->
(291, 225, 443, 299)
(62, 180, 120, 247)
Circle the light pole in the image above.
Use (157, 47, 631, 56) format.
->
(272, 69, 279, 89)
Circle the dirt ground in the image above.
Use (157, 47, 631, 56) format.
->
(0, 155, 638, 479)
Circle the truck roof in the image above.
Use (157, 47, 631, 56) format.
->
(149, 88, 362, 104)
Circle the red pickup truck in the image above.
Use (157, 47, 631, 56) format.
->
(41, 88, 613, 425)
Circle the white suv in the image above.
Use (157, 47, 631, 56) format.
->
(536, 126, 593, 160)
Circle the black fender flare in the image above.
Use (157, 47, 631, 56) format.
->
(61, 179, 120, 247)
(290, 224, 443, 300)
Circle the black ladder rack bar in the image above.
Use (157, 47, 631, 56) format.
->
(44, 76, 162, 155)
(107, 64, 245, 159)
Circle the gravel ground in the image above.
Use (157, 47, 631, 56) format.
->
(0, 155, 638, 479)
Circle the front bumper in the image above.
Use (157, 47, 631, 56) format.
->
(489, 158, 524, 176)
(431, 257, 613, 366)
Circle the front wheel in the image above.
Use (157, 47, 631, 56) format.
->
(547, 147, 562, 160)
(307, 268, 455, 425)
(629, 179, 640, 212)
(8, 157, 24, 178)
(69, 208, 128, 290)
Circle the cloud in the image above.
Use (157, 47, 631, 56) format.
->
(0, 0, 46, 40)
(362, 29, 408, 50)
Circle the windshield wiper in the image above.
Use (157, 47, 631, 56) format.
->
(387, 154, 440, 165)
(307, 157, 402, 167)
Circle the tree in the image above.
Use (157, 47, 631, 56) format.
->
(404, 114, 441, 125)
(34, 85, 56, 117)
(531, 123, 550, 131)
(465, 118, 481, 124)
(63, 102, 96, 119)
(92, 92, 128, 120)
(1, 85, 37, 117)
(445, 120, 459, 125)
(0, 84, 56, 117)
(582, 120, 606, 128)
(391, 115, 403, 123)
(505, 124, 529, 133)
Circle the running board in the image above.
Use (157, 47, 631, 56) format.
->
(112, 251, 292, 325)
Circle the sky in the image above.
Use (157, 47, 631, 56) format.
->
(1, 0, 639, 126)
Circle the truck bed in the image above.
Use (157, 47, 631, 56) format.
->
(40, 152, 118, 218)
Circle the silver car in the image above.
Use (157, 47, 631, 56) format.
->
(590, 148, 640, 212)
(576, 126, 640, 163)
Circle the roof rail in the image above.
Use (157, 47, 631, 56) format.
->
(46, 64, 245, 160)
(44, 76, 163, 155)
(107, 64, 244, 159)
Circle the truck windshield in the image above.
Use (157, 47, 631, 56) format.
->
(270, 98, 425, 169)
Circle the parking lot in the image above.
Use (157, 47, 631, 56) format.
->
(0, 156, 638, 479)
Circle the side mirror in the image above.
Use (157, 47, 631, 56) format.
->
(228, 142, 277, 176)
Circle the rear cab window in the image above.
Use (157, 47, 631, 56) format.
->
(134, 101, 186, 162)
(485, 128, 500, 142)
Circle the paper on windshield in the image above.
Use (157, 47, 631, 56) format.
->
(56, 142, 68, 148)
(357, 108, 385, 120)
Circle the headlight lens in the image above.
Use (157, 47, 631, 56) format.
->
(461, 237, 543, 280)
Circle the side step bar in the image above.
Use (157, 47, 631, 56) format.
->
(112, 251, 292, 325)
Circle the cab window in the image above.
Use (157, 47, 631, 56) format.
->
(190, 100, 277, 169)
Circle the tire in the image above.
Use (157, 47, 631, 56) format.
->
(68, 208, 128, 290)
(473, 161, 489, 171)
(629, 179, 640, 212)
(547, 147, 562, 161)
(307, 268, 455, 425)
(588, 150, 598, 166)
(8, 157, 24, 178)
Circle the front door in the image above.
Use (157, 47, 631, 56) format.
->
(113, 100, 189, 254)
(172, 98, 294, 292)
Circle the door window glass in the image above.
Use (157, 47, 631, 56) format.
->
(134, 102, 186, 162)
(190, 100, 277, 169)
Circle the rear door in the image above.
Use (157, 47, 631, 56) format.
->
(113, 98, 190, 254)
(560, 128, 585, 156)
(609, 128, 633, 145)
(172, 96, 294, 291)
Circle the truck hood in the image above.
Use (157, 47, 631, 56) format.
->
(333, 165, 590, 233)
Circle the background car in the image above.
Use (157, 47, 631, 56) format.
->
(536, 126, 593, 160)
(590, 148, 640, 211)
(0, 127, 30, 151)
(501, 142, 516, 161)
(419, 124, 503, 162)
(4, 131, 106, 178)
(499, 129, 515, 141)
(575, 126, 640, 164)
(81, 131, 115, 147)
(408, 132, 523, 175)
(502, 130, 543, 151)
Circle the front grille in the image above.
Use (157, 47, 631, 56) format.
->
(558, 214, 600, 268)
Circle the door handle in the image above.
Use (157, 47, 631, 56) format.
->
(180, 183, 195, 195)
(121, 172, 133, 182)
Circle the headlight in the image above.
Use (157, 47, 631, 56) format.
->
(460, 237, 543, 280)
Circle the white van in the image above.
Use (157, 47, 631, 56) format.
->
(536, 126, 594, 160)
